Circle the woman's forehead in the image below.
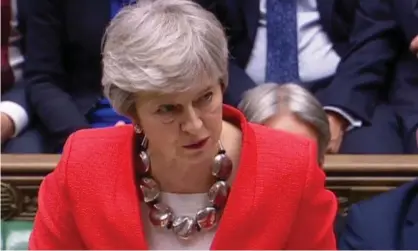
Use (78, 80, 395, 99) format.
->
(138, 82, 215, 104)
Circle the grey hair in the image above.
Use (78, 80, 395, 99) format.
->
(238, 83, 330, 164)
(101, 0, 229, 117)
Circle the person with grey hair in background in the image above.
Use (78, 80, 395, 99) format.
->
(239, 83, 330, 165)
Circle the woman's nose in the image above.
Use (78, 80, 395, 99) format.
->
(180, 108, 203, 134)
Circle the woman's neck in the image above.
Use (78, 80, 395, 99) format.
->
(148, 156, 216, 193)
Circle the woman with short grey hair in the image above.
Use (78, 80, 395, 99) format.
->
(30, 0, 337, 249)
(101, 0, 229, 116)
(239, 83, 330, 164)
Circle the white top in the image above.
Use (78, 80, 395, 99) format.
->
(141, 192, 217, 250)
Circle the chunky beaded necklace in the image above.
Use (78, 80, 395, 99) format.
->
(133, 135, 233, 240)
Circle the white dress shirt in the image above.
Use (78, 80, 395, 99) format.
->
(245, 0, 361, 129)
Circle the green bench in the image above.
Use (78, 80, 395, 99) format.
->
(1, 154, 418, 250)
(1, 221, 33, 250)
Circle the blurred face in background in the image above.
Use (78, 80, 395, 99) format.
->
(264, 113, 318, 142)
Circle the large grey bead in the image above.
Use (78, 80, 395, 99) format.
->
(212, 153, 233, 180)
(138, 151, 150, 174)
(196, 206, 217, 230)
(171, 216, 197, 239)
(139, 177, 160, 203)
(208, 181, 229, 208)
(149, 203, 173, 228)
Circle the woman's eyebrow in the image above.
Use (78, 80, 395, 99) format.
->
(197, 86, 213, 95)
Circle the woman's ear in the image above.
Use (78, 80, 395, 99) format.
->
(130, 116, 141, 128)
(127, 101, 141, 123)
(219, 78, 226, 93)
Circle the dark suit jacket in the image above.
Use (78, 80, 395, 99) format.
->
(24, 0, 255, 150)
(225, 0, 360, 117)
(330, 0, 418, 127)
(338, 179, 418, 250)
(1, 0, 14, 93)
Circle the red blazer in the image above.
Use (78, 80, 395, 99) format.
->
(30, 105, 337, 250)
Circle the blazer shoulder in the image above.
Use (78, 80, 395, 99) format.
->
(353, 179, 418, 216)
(249, 123, 318, 181)
(69, 126, 133, 152)
(61, 126, 134, 176)
(341, 180, 418, 248)
(250, 123, 316, 161)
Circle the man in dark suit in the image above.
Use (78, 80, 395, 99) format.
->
(24, 0, 255, 152)
(1, 0, 47, 153)
(338, 179, 418, 250)
(330, 0, 418, 153)
(225, 0, 384, 154)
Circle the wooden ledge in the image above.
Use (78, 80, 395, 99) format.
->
(2, 154, 418, 171)
(323, 155, 418, 172)
(1, 154, 418, 220)
(1, 154, 59, 173)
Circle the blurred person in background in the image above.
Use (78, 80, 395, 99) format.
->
(1, 0, 48, 153)
(24, 0, 255, 153)
(338, 177, 418, 250)
(1, 0, 15, 94)
(329, 0, 418, 154)
(225, 0, 371, 154)
(239, 83, 330, 165)
(336, 1, 418, 245)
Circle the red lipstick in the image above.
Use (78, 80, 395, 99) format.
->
(183, 137, 209, 150)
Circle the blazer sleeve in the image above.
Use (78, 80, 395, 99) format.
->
(338, 204, 372, 250)
(285, 142, 338, 250)
(25, 0, 90, 149)
(29, 135, 84, 249)
(323, 0, 401, 124)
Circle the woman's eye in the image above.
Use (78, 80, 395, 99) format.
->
(200, 92, 213, 103)
(156, 104, 176, 114)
